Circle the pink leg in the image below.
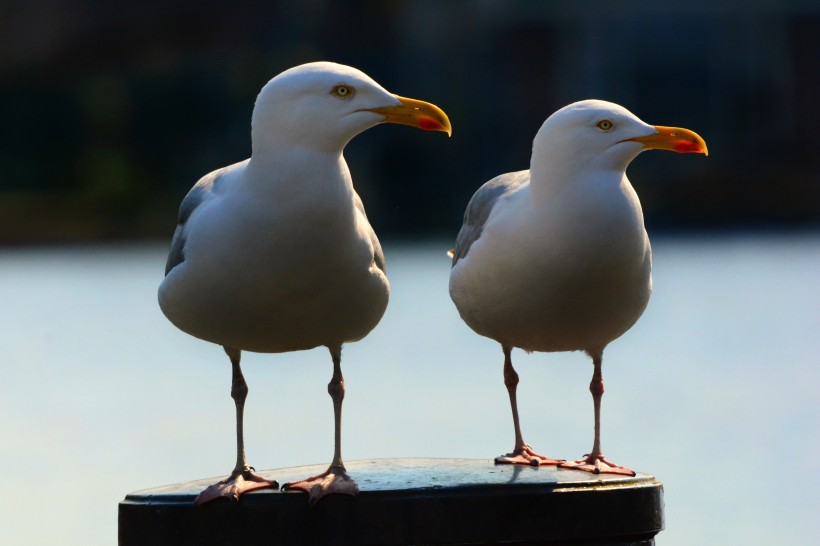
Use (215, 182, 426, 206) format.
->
(283, 345, 358, 505)
(196, 348, 279, 504)
(495, 346, 562, 467)
(560, 352, 635, 476)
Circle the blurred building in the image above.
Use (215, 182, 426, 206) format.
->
(0, 0, 817, 242)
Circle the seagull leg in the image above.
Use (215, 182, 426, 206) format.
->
(283, 345, 358, 505)
(495, 345, 562, 467)
(195, 347, 279, 504)
(560, 352, 635, 476)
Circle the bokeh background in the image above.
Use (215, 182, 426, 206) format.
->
(1, 0, 818, 242)
(0, 1, 818, 545)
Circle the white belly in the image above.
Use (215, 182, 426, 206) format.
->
(158, 192, 389, 353)
(450, 181, 652, 354)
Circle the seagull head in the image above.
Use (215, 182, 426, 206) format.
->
(532, 99, 707, 178)
(251, 61, 451, 154)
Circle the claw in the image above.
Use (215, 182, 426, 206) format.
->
(283, 465, 358, 505)
(195, 468, 279, 505)
(495, 445, 563, 467)
(559, 454, 635, 476)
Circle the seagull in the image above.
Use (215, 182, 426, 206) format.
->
(449, 100, 706, 474)
(158, 61, 451, 504)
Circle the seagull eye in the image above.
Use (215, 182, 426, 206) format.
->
(332, 85, 353, 99)
(597, 120, 613, 131)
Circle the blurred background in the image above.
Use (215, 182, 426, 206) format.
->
(0, 0, 817, 242)
(0, 1, 818, 545)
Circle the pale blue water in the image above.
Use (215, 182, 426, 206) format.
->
(0, 234, 817, 545)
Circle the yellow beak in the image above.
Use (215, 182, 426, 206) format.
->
(367, 95, 452, 136)
(628, 125, 708, 156)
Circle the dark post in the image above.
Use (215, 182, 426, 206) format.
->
(119, 458, 663, 545)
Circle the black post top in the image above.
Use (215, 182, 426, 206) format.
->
(119, 458, 663, 546)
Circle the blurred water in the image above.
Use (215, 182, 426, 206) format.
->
(0, 234, 817, 545)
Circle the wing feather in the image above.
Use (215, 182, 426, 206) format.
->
(164, 167, 227, 275)
(353, 191, 386, 274)
(451, 170, 529, 266)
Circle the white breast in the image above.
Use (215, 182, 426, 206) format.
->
(450, 173, 651, 353)
(158, 155, 389, 353)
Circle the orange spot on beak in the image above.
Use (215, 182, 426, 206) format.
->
(418, 116, 444, 132)
(628, 125, 708, 156)
(367, 95, 452, 136)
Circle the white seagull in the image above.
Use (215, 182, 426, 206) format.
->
(449, 100, 706, 474)
(159, 61, 451, 504)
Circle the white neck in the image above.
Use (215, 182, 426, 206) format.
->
(529, 135, 639, 201)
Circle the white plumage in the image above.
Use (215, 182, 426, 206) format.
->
(159, 61, 450, 503)
(450, 99, 706, 473)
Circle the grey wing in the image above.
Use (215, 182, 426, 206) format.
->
(451, 170, 529, 267)
(164, 168, 226, 275)
(353, 191, 386, 274)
